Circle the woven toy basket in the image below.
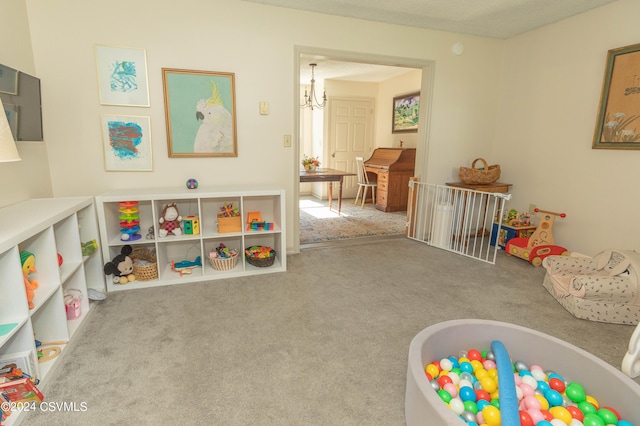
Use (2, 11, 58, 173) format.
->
(459, 158, 500, 185)
(131, 247, 158, 281)
(245, 247, 277, 268)
(208, 253, 239, 271)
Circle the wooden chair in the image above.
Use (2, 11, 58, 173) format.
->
(354, 156, 377, 208)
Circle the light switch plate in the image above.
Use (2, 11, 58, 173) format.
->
(259, 101, 269, 115)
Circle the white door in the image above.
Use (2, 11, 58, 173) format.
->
(326, 98, 374, 199)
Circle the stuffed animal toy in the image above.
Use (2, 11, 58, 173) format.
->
(158, 203, 183, 237)
(20, 250, 39, 309)
(103, 245, 136, 284)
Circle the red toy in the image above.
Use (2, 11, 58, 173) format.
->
(505, 208, 569, 266)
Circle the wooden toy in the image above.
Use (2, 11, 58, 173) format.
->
(183, 215, 200, 235)
(505, 208, 569, 266)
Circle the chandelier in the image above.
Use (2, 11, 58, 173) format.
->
(301, 63, 327, 110)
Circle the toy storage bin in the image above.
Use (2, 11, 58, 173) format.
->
(218, 216, 242, 233)
(405, 319, 640, 425)
(131, 247, 158, 281)
(208, 253, 239, 271)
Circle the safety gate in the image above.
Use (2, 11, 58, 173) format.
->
(406, 180, 511, 264)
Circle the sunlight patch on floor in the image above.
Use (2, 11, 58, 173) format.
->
(299, 199, 352, 219)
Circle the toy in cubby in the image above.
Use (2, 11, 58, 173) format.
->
(20, 250, 38, 309)
(158, 203, 183, 237)
(245, 211, 274, 231)
(118, 201, 141, 241)
(81, 239, 98, 256)
(183, 215, 200, 235)
(217, 202, 241, 233)
(103, 245, 136, 284)
(208, 243, 239, 271)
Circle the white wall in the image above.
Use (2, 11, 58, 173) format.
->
(494, 0, 640, 255)
(0, 0, 52, 208)
(23, 0, 505, 252)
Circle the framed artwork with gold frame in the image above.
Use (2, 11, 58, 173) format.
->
(593, 43, 640, 150)
(162, 68, 237, 157)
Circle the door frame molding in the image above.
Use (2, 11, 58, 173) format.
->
(292, 45, 435, 253)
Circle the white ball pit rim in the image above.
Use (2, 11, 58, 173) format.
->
(405, 319, 640, 425)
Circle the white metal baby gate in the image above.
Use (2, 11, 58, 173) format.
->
(406, 180, 511, 264)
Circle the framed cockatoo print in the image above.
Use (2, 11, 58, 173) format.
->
(162, 68, 238, 157)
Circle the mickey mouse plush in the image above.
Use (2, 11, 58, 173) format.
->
(104, 245, 136, 284)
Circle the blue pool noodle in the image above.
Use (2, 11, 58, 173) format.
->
(491, 340, 519, 425)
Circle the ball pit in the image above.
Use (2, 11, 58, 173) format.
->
(405, 320, 640, 425)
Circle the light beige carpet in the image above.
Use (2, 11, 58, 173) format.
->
(21, 238, 638, 425)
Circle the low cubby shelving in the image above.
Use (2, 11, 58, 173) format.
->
(0, 197, 103, 425)
(95, 185, 286, 292)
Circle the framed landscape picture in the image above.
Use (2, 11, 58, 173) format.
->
(593, 43, 640, 149)
(101, 114, 153, 171)
(162, 68, 237, 157)
(95, 45, 150, 107)
(392, 92, 420, 133)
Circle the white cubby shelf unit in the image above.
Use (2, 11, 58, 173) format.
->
(95, 186, 286, 292)
(0, 198, 104, 397)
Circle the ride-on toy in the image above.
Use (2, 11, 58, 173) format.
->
(505, 208, 569, 266)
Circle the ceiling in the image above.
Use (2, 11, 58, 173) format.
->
(240, 0, 618, 39)
(243, 0, 619, 84)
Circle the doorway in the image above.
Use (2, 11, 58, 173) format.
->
(293, 48, 435, 252)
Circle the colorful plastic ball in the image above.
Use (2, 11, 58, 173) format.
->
(578, 401, 597, 415)
(443, 383, 458, 398)
(449, 397, 464, 415)
(566, 405, 584, 421)
(463, 400, 479, 414)
(437, 389, 452, 403)
(544, 389, 564, 407)
(548, 377, 566, 393)
(468, 349, 483, 361)
(459, 361, 474, 374)
(186, 178, 198, 189)
(519, 410, 534, 426)
(460, 410, 477, 423)
(586, 395, 599, 409)
(602, 406, 621, 420)
(548, 406, 572, 424)
(565, 382, 587, 403)
(596, 408, 619, 425)
(482, 405, 501, 426)
(476, 399, 490, 411)
(426, 363, 440, 378)
(582, 413, 606, 426)
(459, 386, 476, 402)
(440, 357, 453, 371)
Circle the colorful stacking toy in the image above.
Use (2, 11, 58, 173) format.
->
(118, 201, 141, 241)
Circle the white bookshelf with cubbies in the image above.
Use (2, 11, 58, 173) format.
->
(95, 186, 286, 292)
(0, 197, 104, 425)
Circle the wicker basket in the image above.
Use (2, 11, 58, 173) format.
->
(459, 158, 501, 185)
(245, 246, 277, 268)
(208, 253, 239, 271)
(131, 247, 158, 281)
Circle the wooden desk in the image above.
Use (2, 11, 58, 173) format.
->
(300, 168, 356, 215)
